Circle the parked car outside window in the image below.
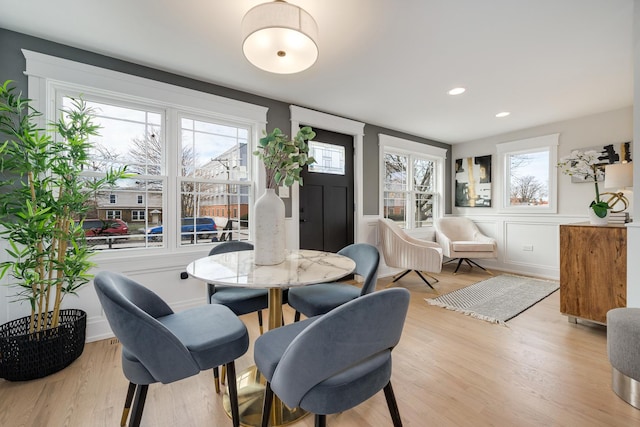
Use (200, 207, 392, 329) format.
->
(146, 217, 217, 242)
(79, 219, 129, 237)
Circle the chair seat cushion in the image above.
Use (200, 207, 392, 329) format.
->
(288, 283, 360, 317)
(210, 287, 289, 316)
(254, 317, 319, 381)
(451, 241, 494, 252)
(158, 304, 248, 370)
(210, 286, 270, 316)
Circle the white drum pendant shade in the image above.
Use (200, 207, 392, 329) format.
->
(242, 1, 319, 74)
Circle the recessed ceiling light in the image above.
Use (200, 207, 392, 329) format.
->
(448, 87, 466, 96)
(495, 111, 511, 118)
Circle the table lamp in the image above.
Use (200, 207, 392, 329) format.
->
(604, 162, 633, 217)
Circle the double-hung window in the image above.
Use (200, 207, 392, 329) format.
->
(179, 116, 251, 245)
(379, 134, 447, 229)
(25, 50, 267, 253)
(497, 134, 558, 213)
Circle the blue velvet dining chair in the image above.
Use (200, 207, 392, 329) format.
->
(287, 243, 380, 321)
(207, 241, 269, 392)
(254, 287, 410, 427)
(94, 271, 249, 427)
(208, 241, 267, 334)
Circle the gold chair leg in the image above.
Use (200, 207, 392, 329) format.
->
(121, 382, 136, 426)
(213, 367, 221, 393)
(221, 364, 226, 385)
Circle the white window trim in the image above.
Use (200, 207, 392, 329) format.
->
(23, 49, 268, 260)
(496, 133, 559, 214)
(379, 134, 447, 225)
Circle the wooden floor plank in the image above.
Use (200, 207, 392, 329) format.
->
(1, 265, 639, 426)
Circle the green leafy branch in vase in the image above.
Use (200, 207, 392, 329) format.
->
(253, 127, 316, 189)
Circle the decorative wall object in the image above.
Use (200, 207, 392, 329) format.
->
(455, 155, 492, 207)
(570, 141, 632, 183)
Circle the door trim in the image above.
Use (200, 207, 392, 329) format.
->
(289, 105, 365, 249)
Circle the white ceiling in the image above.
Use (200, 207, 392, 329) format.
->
(0, 0, 633, 144)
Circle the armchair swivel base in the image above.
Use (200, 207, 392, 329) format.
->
(444, 258, 494, 275)
(390, 269, 439, 289)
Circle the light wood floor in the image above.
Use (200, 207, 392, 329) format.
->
(2, 265, 640, 427)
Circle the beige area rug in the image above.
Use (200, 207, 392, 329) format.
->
(424, 274, 559, 325)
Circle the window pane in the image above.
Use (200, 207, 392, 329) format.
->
(88, 179, 164, 250)
(508, 150, 549, 207)
(383, 191, 406, 227)
(180, 180, 250, 245)
(384, 154, 407, 191)
(414, 158, 434, 192)
(71, 98, 163, 176)
(414, 193, 434, 227)
(181, 117, 249, 180)
(308, 141, 345, 175)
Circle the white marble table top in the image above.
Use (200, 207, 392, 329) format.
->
(186, 249, 356, 289)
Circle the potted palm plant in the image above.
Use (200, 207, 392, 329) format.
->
(0, 80, 127, 380)
(252, 127, 315, 265)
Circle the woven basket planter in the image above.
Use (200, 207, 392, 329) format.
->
(0, 309, 86, 381)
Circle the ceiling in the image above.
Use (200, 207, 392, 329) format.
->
(0, 0, 634, 144)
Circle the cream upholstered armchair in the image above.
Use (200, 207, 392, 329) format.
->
(378, 218, 443, 288)
(434, 217, 497, 274)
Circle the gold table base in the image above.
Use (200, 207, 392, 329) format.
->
(223, 290, 307, 426)
(222, 365, 308, 427)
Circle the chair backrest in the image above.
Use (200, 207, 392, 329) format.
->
(207, 241, 254, 297)
(338, 243, 380, 296)
(435, 217, 479, 241)
(378, 218, 403, 268)
(94, 271, 200, 383)
(270, 287, 410, 409)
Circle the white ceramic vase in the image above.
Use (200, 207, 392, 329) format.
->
(588, 207, 609, 225)
(253, 188, 286, 265)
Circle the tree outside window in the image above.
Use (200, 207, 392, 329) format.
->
(507, 151, 549, 207)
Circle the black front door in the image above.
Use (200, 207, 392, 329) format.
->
(299, 128, 354, 252)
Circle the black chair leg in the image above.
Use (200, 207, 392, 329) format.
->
(383, 381, 403, 427)
(392, 269, 412, 283)
(453, 258, 465, 274)
(414, 271, 435, 289)
(128, 384, 148, 427)
(226, 362, 241, 427)
(261, 382, 274, 427)
(294, 311, 301, 322)
(315, 414, 326, 427)
(120, 382, 136, 426)
(257, 310, 264, 335)
(466, 258, 493, 275)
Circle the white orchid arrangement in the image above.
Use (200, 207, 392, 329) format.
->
(557, 150, 609, 218)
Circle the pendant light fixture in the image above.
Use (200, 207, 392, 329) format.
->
(242, 1, 319, 74)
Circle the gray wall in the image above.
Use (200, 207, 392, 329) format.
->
(0, 28, 451, 215)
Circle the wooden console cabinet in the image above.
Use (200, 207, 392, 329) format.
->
(559, 223, 626, 324)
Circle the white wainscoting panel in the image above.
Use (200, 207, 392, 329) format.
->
(503, 221, 559, 270)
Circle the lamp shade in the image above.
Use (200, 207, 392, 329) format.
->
(242, 1, 318, 74)
(604, 162, 633, 189)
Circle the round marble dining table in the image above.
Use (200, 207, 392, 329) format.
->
(186, 248, 356, 426)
